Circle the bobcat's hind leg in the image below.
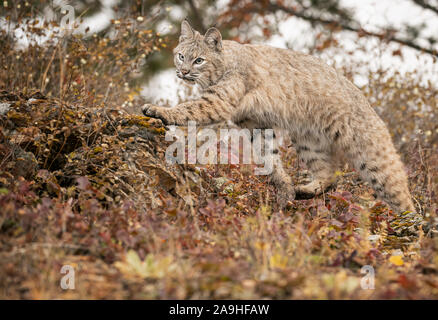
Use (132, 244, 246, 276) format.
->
(295, 143, 338, 199)
(345, 131, 421, 236)
(348, 136, 415, 214)
(236, 119, 295, 208)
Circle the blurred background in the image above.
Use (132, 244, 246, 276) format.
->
(1, 0, 438, 300)
(2, 0, 437, 147)
(1, 0, 438, 103)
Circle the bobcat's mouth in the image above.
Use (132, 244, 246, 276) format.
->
(177, 72, 196, 83)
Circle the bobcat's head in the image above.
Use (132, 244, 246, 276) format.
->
(173, 20, 225, 89)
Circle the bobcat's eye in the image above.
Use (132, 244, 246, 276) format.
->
(194, 58, 204, 65)
(178, 53, 184, 61)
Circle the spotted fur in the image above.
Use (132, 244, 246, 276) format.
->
(142, 20, 415, 213)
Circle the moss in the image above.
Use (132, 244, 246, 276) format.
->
(124, 115, 167, 135)
(152, 127, 166, 135)
(7, 110, 31, 126)
(93, 146, 103, 153)
(127, 115, 152, 128)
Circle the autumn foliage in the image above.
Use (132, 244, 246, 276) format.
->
(0, 6, 438, 299)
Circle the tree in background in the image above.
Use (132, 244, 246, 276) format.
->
(218, 0, 438, 57)
(113, 0, 438, 58)
(1, 0, 437, 77)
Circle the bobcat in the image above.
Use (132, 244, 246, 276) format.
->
(142, 20, 415, 214)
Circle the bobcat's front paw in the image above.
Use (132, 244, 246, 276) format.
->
(294, 185, 316, 200)
(142, 104, 173, 125)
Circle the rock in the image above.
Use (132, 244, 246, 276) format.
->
(3, 143, 39, 179)
(368, 235, 380, 242)
(0, 102, 10, 116)
(212, 177, 234, 194)
(224, 184, 234, 194)
(213, 177, 229, 189)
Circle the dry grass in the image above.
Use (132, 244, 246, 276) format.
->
(0, 9, 438, 300)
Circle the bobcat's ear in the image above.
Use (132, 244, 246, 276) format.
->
(180, 20, 194, 42)
(204, 27, 222, 51)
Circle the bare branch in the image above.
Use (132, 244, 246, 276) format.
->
(268, 2, 438, 57)
(412, 0, 438, 15)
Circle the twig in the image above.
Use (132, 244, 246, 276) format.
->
(413, 0, 438, 15)
(236, 2, 438, 58)
(40, 46, 58, 93)
(2, 242, 89, 256)
(270, 2, 438, 57)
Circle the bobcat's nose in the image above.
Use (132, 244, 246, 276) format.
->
(181, 69, 190, 75)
